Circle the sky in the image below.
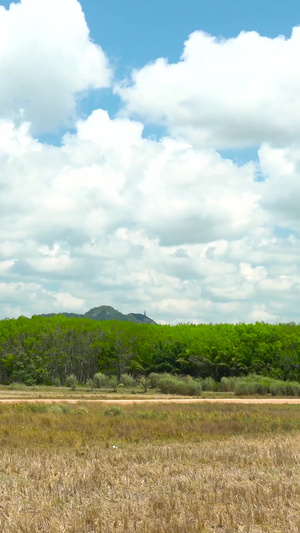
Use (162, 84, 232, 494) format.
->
(1, 0, 300, 324)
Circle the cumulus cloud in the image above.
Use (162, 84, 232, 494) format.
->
(0, 0, 111, 133)
(1, 110, 300, 324)
(259, 143, 300, 232)
(116, 28, 300, 149)
(1, 10, 300, 324)
(0, 281, 85, 318)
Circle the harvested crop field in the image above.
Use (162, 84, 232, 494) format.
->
(0, 402, 300, 532)
(0, 397, 300, 404)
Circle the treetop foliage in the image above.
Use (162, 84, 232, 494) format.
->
(0, 315, 300, 385)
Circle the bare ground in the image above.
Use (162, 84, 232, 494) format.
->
(0, 397, 300, 404)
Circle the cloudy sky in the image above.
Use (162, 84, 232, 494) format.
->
(1, 0, 300, 324)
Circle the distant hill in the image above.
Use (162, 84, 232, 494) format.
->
(38, 305, 157, 325)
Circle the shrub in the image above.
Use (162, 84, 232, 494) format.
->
(182, 380, 202, 396)
(222, 375, 276, 396)
(156, 377, 179, 394)
(104, 406, 125, 417)
(108, 376, 118, 391)
(85, 378, 94, 389)
(220, 377, 238, 392)
(292, 382, 300, 396)
(93, 373, 109, 389)
(149, 373, 169, 389)
(270, 382, 285, 396)
(25, 403, 71, 414)
(8, 382, 27, 391)
(52, 377, 61, 387)
(139, 376, 150, 392)
(120, 374, 138, 388)
(65, 374, 77, 390)
(235, 381, 256, 396)
(26, 404, 50, 413)
(49, 404, 72, 414)
(201, 377, 218, 391)
(136, 410, 154, 419)
(254, 383, 269, 395)
(285, 382, 300, 396)
(157, 376, 202, 396)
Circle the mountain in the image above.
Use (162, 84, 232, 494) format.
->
(38, 305, 157, 325)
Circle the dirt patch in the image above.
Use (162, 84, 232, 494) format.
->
(0, 398, 300, 404)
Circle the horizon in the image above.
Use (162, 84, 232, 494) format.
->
(2, 304, 300, 327)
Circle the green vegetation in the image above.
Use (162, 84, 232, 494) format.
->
(219, 374, 300, 396)
(39, 304, 157, 324)
(0, 402, 300, 447)
(155, 375, 202, 395)
(1, 315, 300, 389)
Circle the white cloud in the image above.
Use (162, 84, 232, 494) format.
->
(249, 305, 277, 323)
(0, 0, 111, 133)
(1, 111, 300, 324)
(259, 144, 300, 232)
(240, 263, 267, 282)
(1, 12, 300, 324)
(0, 281, 85, 317)
(117, 28, 300, 149)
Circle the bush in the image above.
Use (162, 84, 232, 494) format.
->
(220, 377, 238, 392)
(285, 382, 300, 396)
(201, 377, 218, 391)
(136, 410, 154, 419)
(221, 374, 281, 396)
(148, 372, 171, 389)
(65, 374, 77, 390)
(52, 377, 61, 387)
(8, 382, 27, 391)
(182, 380, 202, 396)
(235, 381, 256, 396)
(270, 381, 285, 396)
(156, 377, 178, 394)
(93, 373, 109, 389)
(108, 376, 118, 391)
(253, 383, 269, 395)
(85, 378, 94, 389)
(139, 376, 150, 392)
(104, 406, 125, 417)
(25, 403, 72, 414)
(157, 376, 202, 396)
(120, 374, 138, 388)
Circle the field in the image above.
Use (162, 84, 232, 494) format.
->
(0, 402, 300, 532)
(0, 383, 245, 400)
(2, 381, 300, 401)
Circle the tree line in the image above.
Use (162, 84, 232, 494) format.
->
(0, 315, 299, 385)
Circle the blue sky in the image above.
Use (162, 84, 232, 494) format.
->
(83, 0, 300, 129)
(81, 0, 299, 65)
(46, 0, 300, 153)
(1, 0, 300, 324)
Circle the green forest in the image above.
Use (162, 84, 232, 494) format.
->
(0, 315, 300, 389)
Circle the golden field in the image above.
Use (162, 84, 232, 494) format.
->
(0, 403, 299, 532)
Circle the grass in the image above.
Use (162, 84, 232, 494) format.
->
(0, 382, 295, 400)
(0, 404, 300, 531)
(0, 383, 209, 400)
(1, 436, 300, 532)
(0, 383, 171, 399)
(3, 373, 300, 400)
(1, 403, 300, 446)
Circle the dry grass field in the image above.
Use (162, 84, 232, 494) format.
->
(1, 383, 300, 403)
(0, 403, 299, 532)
